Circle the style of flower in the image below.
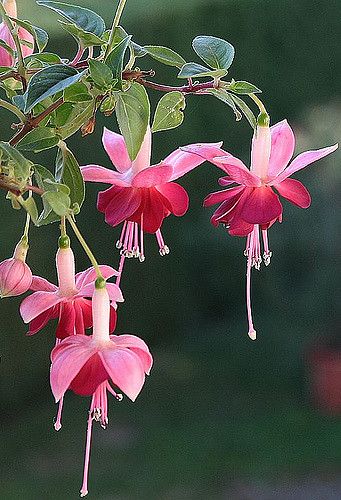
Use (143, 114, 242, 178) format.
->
(191, 118, 338, 340)
(50, 282, 153, 497)
(81, 126, 224, 261)
(0, 0, 34, 67)
(0, 237, 32, 298)
(20, 245, 123, 338)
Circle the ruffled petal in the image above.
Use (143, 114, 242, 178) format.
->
(204, 185, 245, 207)
(20, 291, 63, 323)
(56, 301, 76, 339)
(98, 186, 142, 227)
(164, 142, 224, 181)
(156, 182, 189, 216)
(102, 127, 132, 173)
(138, 188, 168, 233)
(110, 334, 153, 374)
(50, 335, 97, 401)
(273, 178, 311, 208)
(273, 144, 338, 183)
(132, 164, 173, 188)
(81, 165, 131, 187)
(239, 186, 283, 225)
(69, 352, 108, 396)
(27, 307, 57, 336)
(99, 346, 146, 401)
(212, 156, 261, 187)
(30, 276, 57, 292)
(267, 120, 295, 178)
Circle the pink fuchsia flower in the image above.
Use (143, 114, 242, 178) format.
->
(0, 237, 32, 298)
(190, 117, 338, 340)
(0, 0, 34, 67)
(81, 126, 223, 261)
(20, 242, 123, 338)
(50, 281, 153, 497)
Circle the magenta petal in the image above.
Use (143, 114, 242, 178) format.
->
(218, 176, 236, 187)
(268, 120, 295, 178)
(28, 307, 56, 336)
(164, 142, 224, 181)
(56, 301, 76, 339)
(99, 347, 145, 401)
(50, 335, 97, 402)
(273, 178, 311, 208)
(204, 185, 245, 207)
(102, 127, 131, 173)
(140, 188, 167, 233)
(156, 182, 189, 216)
(212, 156, 261, 187)
(81, 165, 131, 186)
(30, 276, 57, 292)
(20, 291, 63, 323)
(98, 186, 142, 227)
(274, 143, 339, 183)
(110, 334, 153, 374)
(132, 164, 173, 188)
(239, 186, 283, 224)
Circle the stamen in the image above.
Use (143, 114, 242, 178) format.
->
(116, 221, 127, 249)
(54, 396, 64, 431)
(139, 215, 145, 262)
(262, 229, 272, 266)
(246, 228, 257, 341)
(156, 229, 170, 256)
(106, 381, 123, 401)
(133, 223, 140, 258)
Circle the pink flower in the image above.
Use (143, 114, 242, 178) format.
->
(50, 283, 153, 497)
(81, 126, 223, 260)
(0, 0, 34, 67)
(189, 118, 338, 340)
(0, 238, 32, 297)
(20, 245, 123, 338)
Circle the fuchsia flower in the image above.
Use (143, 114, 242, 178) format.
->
(190, 118, 338, 339)
(0, 0, 34, 67)
(0, 238, 32, 298)
(50, 281, 153, 497)
(81, 126, 223, 260)
(20, 244, 123, 337)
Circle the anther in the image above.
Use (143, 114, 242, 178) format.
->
(116, 240, 122, 249)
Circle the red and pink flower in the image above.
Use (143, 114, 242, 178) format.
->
(0, 0, 34, 67)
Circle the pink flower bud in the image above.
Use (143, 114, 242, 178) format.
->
(0, 0, 34, 67)
(0, 239, 32, 298)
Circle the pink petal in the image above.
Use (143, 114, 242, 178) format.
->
(0, 23, 14, 66)
(102, 127, 132, 173)
(50, 335, 97, 402)
(81, 165, 131, 186)
(156, 182, 189, 216)
(228, 218, 254, 237)
(131, 125, 152, 173)
(99, 347, 146, 401)
(268, 120, 295, 178)
(239, 186, 283, 225)
(273, 144, 338, 183)
(19, 28, 34, 57)
(212, 156, 261, 187)
(164, 142, 224, 181)
(110, 334, 153, 374)
(218, 176, 236, 187)
(132, 164, 173, 188)
(204, 185, 245, 207)
(30, 276, 57, 292)
(20, 291, 63, 324)
(75, 265, 118, 289)
(98, 186, 142, 227)
(273, 178, 311, 208)
(79, 282, 124, 304)
(210, 187, 248, 227)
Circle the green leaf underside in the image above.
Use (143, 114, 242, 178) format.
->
(106, 35, 131, 88)
(55, 142, 85, 209)
(10, 18, 48, 52)
(36, 1, 105, 37)
(0, 142, 31, 182)
(56, 101, 94, 139)
(192, 35, 235, 70)
(207, 89, 242, 121)
(178, 62, 227, 79)
(115, 82, 150, 161)
(33, 164, 59, 224)
(88, 59, 113, 90)
(22, 65, 85, 113)
(228, 80, 262, 95)
(25, 53, 62, 66)
(16, 128, 59, 152)
(43, 190, 70, 216)
(18, 196, 39, 224)
(59, 21, 104, 47)
(64, 82, 92, 103)
(152, 91, 185, 133)
(230, 94, 257, 129)
(144, 45, 186, 68)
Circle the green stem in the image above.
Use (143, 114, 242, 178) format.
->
(60, 216, 67, 237)
(104, 0, 128, 58)
(23, 190, 32, 240)
(249, 93, 268, 116)
(0, 98, 25, 121)
(66, 215, 103, 279)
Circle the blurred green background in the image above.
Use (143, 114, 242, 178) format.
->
(0, 0, 341, 498)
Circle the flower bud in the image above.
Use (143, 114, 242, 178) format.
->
(0, 239, 32, 297)
(0, 0, 34, 67)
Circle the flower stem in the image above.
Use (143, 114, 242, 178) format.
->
(104, 0, 128, 59)
(249, 94, 268, 116)
(66, 215, 103, 279)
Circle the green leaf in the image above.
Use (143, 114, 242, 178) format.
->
(22, 65, 86, 113)
(230, 94, 257, 129)
(56, 100, 94, 139)
(106, 35, 131, 89)
(178, 62, 227, 79)
(0, 40, 14, 57)
(0, 142, 32, 183)
(33, 163, 59, 224)
(16, 128, 59, 152)
(59, 21, 104, 47)
(115, 82, 150, 161)
(192, 35, 235, 70)
(88, 59, 113, 89)
(25, 53, 62, 67)
(10, 18, 48, 52)
(132, 41, 147, 58)
(64, 82, 92, 103)
(0, 66, 13, 76)
(55, 142, 85, 209)
(36, 1, 105, 37)
(17, 196, 39, 224)
(206, 89, 242, 121)
(43, 190, 71, 216)
(227, 80, 262, 95)
(144, 45, 186, 68)
(152, 91, 185, 133)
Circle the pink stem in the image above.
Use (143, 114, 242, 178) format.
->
(70, 46, 85, 66)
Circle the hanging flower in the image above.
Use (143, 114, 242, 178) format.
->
(0, 237, 32, 298)
(192, 117, 338, 339)
(81, 126, 223, 260)
(0, 0, 34, 67)
(20, 239, 123, 337)
(50, 280, 153, 497)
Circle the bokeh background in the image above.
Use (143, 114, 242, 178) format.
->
(1, 0, 341, 498)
